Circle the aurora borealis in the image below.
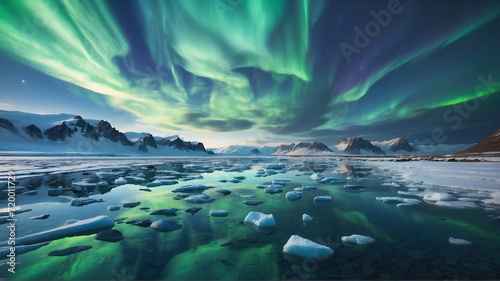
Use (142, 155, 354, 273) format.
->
(0, 0, 499, 146)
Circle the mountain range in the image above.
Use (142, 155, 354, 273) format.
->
(0, 111, 212, 156)
(1, 110, 496, 156)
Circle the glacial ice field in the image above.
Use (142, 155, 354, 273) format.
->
(0, 156, 500, 280)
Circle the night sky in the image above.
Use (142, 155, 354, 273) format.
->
(0, 0, 499, 147)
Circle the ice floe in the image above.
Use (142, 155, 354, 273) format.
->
(172, 184, 212, 193)
(448, 237, 472, 245)
(434, 201, 481, 208)
(341, 234, 376, 246)
(244, 211, 277, 227)
(0, 242, 50, 257)
(150, 208, 181, 216)
(423, 192, 457, 201)
(1, 216, 114, 246)
(283, 235, 333, 258)
(71, 197, 104, 206)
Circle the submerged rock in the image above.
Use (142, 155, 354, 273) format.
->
(243, 200, 264, 206)
(95, 230, 123, 243)
(150, 208, 181, 216)
(185, 206, 202, 214)
(48, 245, 92, 256)
(150, 220, 182, 232)
(220, 239, 232, 246)
(185, 194, 214, 204)
(314, 196, 332, 203)
(210, 210, 230, 217)
(132, 219, 152, 227)
(123, 202, 141, 208)
(29, 214, 50, 220)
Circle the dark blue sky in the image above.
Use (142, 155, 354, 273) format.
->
(0, 0, 499, 146)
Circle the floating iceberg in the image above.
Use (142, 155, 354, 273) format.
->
(114, 177, 127, 185)
(71, 197, 104, 207)
(0, 216, 114, 246)
(265, 185, 282, 194)
(310, 173, 324, 181)
(382, 182, 400, 187)
(449, 237, 472, 245)
(434, 201, 480, 208)
(107, 205, 120, 211)
(244, 211, 277, 227)
(423, 193, 457, 201)
(283, 235, 333, 258)
(341, 234, 375, 246)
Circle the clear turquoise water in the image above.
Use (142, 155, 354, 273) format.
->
(1, 157, 499, 280)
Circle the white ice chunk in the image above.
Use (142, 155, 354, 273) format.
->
(449, 237, 472, 245)
(283, 235, 333, 258)
(483, 192, 500, 205)
(114, 177, 127, 185)
(423, 192, 457, 201)
(0, 216, 114, 246)
(382, 182, 400, 187)
(341, 234, 375, 245)
(310, 173, 324, 181)
(244, 211, 277, 227)
(434, 201, 480, 208)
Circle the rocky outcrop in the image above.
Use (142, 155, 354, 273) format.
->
(458, 128, 500, 153)
(337, 137, 385, 155)
(97, 120, 133, 146)
(44, 122, 74, 141)
(25, 124, 42, 139)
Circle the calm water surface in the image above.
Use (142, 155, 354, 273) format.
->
(1, 157, 499, 280)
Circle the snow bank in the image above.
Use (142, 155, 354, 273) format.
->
(0, 216, 114, 246)
(244, 211, 277, 227)
(423, 192, 457, 201)
(283, 235, 333, 258)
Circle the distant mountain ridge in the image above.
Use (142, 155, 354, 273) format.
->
(458, 128, 500, 154)
(336, 137, 385, 155)
(0, 111, 212, 155)
(274, 142, 333, 155)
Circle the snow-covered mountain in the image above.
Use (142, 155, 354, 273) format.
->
(336, 137, 385, 155)
(457, 128, 500, 154)
(212, 145, 275, 156)
(274, 142, 333, 155)
(372, 137, 416, 153)
(0, 110, 212, 156)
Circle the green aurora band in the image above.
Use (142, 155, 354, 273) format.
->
(0, 0, 499, 137)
